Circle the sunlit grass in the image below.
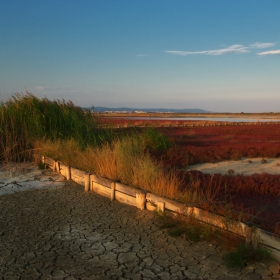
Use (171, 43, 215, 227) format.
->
(35, 135, 203, 203)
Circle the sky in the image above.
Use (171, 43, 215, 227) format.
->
(0, 0, 280, 112)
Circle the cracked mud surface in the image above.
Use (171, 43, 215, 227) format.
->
(0, 164, 279, 279)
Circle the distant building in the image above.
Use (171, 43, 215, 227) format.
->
(104, 111, 132, 114)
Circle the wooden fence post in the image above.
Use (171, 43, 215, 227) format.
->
(111, 182, 115, 201)
(245, 224, 253, 245)
(55, 161, 60, 173)
(52, 160, 57, 172)
(136, 193, 146, 211)
(66, 166, 71, 180)
(157, 201, 165, 213)
(251, 228, 260, 249)
(84, 173, 90, 192)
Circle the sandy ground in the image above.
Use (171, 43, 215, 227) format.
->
(187, 157, 280, 175)
(0, 162, 66, 196)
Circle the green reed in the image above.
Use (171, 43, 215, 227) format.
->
(0, 92, 113, 162)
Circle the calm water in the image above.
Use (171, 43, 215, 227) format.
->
(121, 117, 280, 123)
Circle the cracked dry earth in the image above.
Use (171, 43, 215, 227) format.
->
(0, 164, 279, 280)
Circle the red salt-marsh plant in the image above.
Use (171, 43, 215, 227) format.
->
(159, 124, 280, 166)
(32, 111, 280, 234)
(177, 170, 280, 234)
(102, 118, 280, 233)
(161, 124, 280, 234)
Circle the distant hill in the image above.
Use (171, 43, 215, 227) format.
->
(88, 107, 211, 113)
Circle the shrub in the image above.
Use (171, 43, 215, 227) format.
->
(224, 243, 271, 268)
(142, 127, 171, 152)
(227, 169, 235, 175)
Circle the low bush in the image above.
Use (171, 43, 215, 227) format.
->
(224, 243, 271, 268)
(155, 210, 271, 268)
(142, 127, 171, 152)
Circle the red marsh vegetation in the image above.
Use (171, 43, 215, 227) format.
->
(159, 124, 280, 166)
(159, 124, 280, 234)
(157, 124, 280, 234)
(102, 117, 280, 234)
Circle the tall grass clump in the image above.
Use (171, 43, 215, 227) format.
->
(1, 92, 204, 203)
(36, 134, 203, 203)
(0, 92, 113, 162)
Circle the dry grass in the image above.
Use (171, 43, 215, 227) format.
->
(34, 139, 82, 167)
(35, 136, 203, 203)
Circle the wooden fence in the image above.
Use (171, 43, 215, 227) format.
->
(41, 155, 280, 261)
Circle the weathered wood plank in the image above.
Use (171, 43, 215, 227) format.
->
(146, 202, 156, 212)
(266, 246, 280, 262)
(91, 174, 113, 188)
(71, 174, 84, 186)
(58, 163, 67, 177)
(190, 207, 247, 237)
(146, 193, 186, 213)
(91, 181, 111, 198)
(255, 228, 280, 251)
(115, 191, 137, 207)
(115, 182, 142, 197)
(71, 167, 86, 178)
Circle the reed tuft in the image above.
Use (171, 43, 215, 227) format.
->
(0, 91, 113, 163)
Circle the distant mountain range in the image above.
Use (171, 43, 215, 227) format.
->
(88, 107, 211, 113)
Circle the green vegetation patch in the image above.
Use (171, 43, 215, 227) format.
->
(154, 210, 271, 268)
(0, 92, 114, 162)
(224, 243, 271, 268)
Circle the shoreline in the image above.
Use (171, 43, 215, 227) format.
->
(187, 157, 280, 175)
(97, 112, 280, 119)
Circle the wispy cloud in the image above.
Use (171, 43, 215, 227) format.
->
(136, 54, 148, 57)
(166, 45, 249, 56)
(166, 42, 276, 56)
(33, 86, 60, 92)
(258, 50, 280, 55)
(250, 42, 276, 48)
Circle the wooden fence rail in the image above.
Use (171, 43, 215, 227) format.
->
(41, 155, 280, 261)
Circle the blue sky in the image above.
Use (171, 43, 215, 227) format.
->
(1, 1, 280, 112)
